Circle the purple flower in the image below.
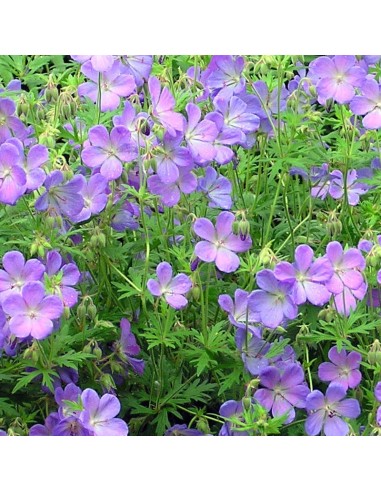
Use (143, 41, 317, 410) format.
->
(249, 270, 298, 329)
(121, 56, 153, 86)
(350, 78, 381, 129)
(305, 383, 360, 436)
(212, 96, 260, 145)
(35, 170, 85, 220)
(219, 399, 249, 436)
(2, 281, 63, 339)
(165, 424, 205, 436)
(0, 142, 26, 205)
(113, 101, 151, 148)
(147, 165, 197, 207)
(29, 412, 61, 436)
(72, 173, 108, 222)
(235, 329, 270, 375)
(147, 262, 192, 309)
(218, 289, 261, 336)
(72, 55, 115, 72)
(250, 81, 289, 118)
(318, 346, 362, 390)
(254, 364, 309, 424)
(274, 244, 333, 306)
(198, 166, 232, 209)
(44, 251, 81, 308)
(375, 382, 381, 426)
(55, 383, 82, 419)
(154, 131, 193, 184)
(309, 56, 366, 105)
(81, 125, 138, 181)
(78, 59, 136, 112)
(204, 56, 246, 100)
(193, 211, 252, 273)
(184, 103, 218, 165)
(148, 76, 184, 136)
(80, 388, 128, 436)
(111, 200, 140, 231)
(0, 251, 45, 303)
(204, 112, 241, 164)
(324, 241, 367, 315)
(0, 98, 27, 144)
(329, 170, 369, 206)
(114, 318, 145, 375)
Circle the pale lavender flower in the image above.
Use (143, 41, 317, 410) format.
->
(254, 363, 309, 424)
(219, 399, 249, 436)
(218, 289, 261, 336)
(154, 131, 193, 184)
(72, 173, 108, 222)
(305, 383, 360, 436)
(147, 165, 197, 207)
(121, 56, 153, 86)
(2, 281, 63, 340)
(184, 103, 218, 165)
(35, 170, 85, 220)
(274, 244, 333, 306)
(148, 76, 185, 136)
(147, 261, 192, 309)
(44, 251, 81, 308)
(198, 166, 232, 209)
(204, 56, 246, 100)
(72, 55, 115, 72)
(113, 101, 151, 148)
(0, 251, 45, 303)
(205, 112, 242, 164)
(81, 125, 138, 181)
(0, 98, 27, 144)
(235, 329, 270, 375)
(249, 270, 298, 329)
(309, 55, 366, 105)
(350, 78, 381, 129)
(329, 169, 369, 205)
(318, 346, 362, 390)
(0, 142, 26, 205)
(79, 60, 136, 112)
(6, 138, 47, 192)
(80, 388, 129, 436)
(193, 211, 252, 273)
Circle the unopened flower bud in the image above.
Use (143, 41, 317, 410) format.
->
(190, 257, 200, 272)
(196, 418, 210, 435)
(191, 284, 201, 302)
(100, 373, 116, 391)
(368, 339, 381, 365)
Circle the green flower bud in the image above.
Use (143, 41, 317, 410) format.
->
(196, 418, 210, 435)
(191, 284, 200, 302)
(87, 303, 97, 321)
(368, 339, 381, 365)
(100, 373, 116, 391)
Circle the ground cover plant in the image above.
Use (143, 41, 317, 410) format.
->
(0, 54, 381, 436)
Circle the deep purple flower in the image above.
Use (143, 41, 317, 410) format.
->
(329, 170, 369, 206)
(78, 60, 136, 112)
(193, 211, 252, 273)
(375, 382, 381, 426)
(350, 78, 381, 129)
(254, 364, 309, 424)
(184, 103, 218, 165)
(147, 262, 192, 309)
(29, 412, 61, 436)
(318, 346, 362, 390)
(35, 170, 85, 220)
(154, 131, 193, 184)
(165, 424, 205, 436)
(274, 244, 333, 306)
(309, 56, 366, 105)
(115, 318, 145, 375)
(218, 289, 261, 336)
(44, 251, 81, 308)
(81, 125, 138, 181)
(249, 270, 298, 329)
(72, 173, 108, 222)
(147, 165, 197, 207)
(0, 251, 45, 302)
(148, 76, 184, 136)
(2, 281, 63, 339)
(55, 383, 82, 419)
(111, 200, 140, 232)
(80, 388, 128, 436)
(305, 383, 360, 436)
(198, 166, 232, 209)
(0, 142, 26, 205)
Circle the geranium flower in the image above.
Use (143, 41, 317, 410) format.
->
(148, 76, 184, 136)
(350, 78, 381, 129)
(198, 166, 232, 209)
(147, 262, 192, 309)
(193, 211, 252, 273)
(318, 346, 362, 390)
(329, 170, 369, 206)
(305, 383, 360, 436)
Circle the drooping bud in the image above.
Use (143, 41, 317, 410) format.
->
(368, 339, 381, 366)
